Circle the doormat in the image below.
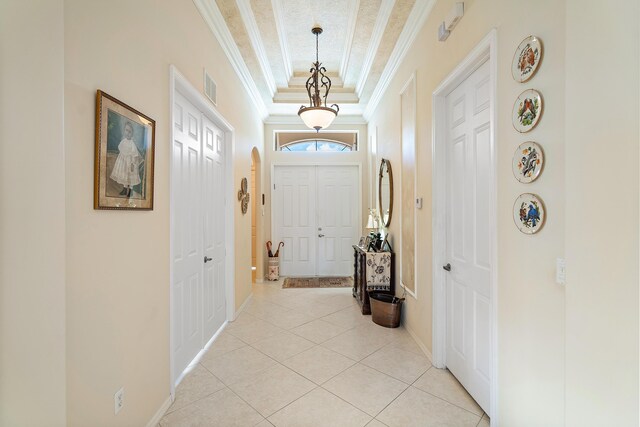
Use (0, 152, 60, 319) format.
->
(282, 276, 353, 289)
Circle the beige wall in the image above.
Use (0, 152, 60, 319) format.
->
(368, 0, 567, 424)
(262, 123, 369, 277)
(565, 0, 639, 425)
(0, 1, 67, 425)
(64, 0, 263, 425)
(251, 147, 265, 282)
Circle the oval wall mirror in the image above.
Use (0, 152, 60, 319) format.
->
(378, 158, 393, 227)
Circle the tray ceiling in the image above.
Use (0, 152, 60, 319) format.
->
(198, 0, 434, 119)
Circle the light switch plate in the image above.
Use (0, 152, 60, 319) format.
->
(556, 258, 566, 285)
(415, 197, 423, 209)
(114, 387, 124, 414)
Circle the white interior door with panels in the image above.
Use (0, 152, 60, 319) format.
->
(443, 59, 492, 412)
(172, 91, 226, 386)
(273, 165, 360, 277)
(201, 115, 226, 340)
(172, 91, 203, 377)
(273, 166, 317, 276)
(317, 166, 359, 276)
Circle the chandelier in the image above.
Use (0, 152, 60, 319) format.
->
(298, 26, 339, 131)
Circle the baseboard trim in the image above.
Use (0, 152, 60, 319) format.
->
(146, 395, 174, 427)
(405, 323, 433, 363)
(234, 293, 253, 320)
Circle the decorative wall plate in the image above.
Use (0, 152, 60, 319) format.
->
(512, 141, 544, 183)
(512, 35, 543, 82)
(513, 193, 545, 234)
(512, 89, 543, 133)
(238, 177, 250, 214)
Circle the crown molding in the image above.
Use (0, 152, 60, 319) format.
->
(339, 0, 360, 81)
(355, 0, 395, 97)
(193, 0, 268, 120)
(273, 90, 359, 104)
(363, 0, 435, 121)
(265, 114, 367, 125)
(271, 0, 293, 81)
(236, 0, 277, 97)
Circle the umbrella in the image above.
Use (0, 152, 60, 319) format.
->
(274, 242, 284, 257)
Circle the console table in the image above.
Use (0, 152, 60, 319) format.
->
(352, 245, 395, 315)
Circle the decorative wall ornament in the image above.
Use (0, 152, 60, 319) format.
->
(238, 177, 250, 214)
(512, 141, 544, 183)
(513, 193, 545, 234)
(94, 90, 156, 210)
(512, 35, 543, 82)
(512, 89, 543, 133)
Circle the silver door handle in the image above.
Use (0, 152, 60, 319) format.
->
(318, 234, 325, 237)
(204, 256, 212, 263)
(443, 263, 451, 271)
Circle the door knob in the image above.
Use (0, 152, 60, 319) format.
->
(318, 234, 325, 237)
(443, 263, 451, 271)
(204, 256, 212, 263)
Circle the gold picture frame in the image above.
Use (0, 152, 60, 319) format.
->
(94, 90, 155, 210)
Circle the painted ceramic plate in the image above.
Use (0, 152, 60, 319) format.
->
(512, 141, 544, 183)
(512, 35, 543, 82)
(513, 193, 545, 234)
(512, 89, 543, 133)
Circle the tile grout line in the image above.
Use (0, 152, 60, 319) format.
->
(316, 361, 413, 419)
(318, 385, 377, 421)
(409, 367, 484, 418)
(214, 349, 322, 420)
(223, 384, 271, 424)
(279, 345, 358, 387)
(364, 366, 433, 422)
(264, 384, 322, 422)
(412, 385, 485, 419)
(358, 351, 433, 386)
(161, 385, 228, 419)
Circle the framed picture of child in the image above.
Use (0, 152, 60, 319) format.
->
(94, 90, 156, 210)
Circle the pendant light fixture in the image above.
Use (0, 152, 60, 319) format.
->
(298, 26, 339, 131)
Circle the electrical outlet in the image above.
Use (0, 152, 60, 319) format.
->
(114, 387, 124, 415)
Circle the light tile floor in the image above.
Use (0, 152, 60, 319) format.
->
(159, 279, 490, 427)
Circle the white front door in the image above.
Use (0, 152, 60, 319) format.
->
(172, 91, 203, 378)
(444, 59, 491, 412)
(202, 115, 226, 340)
(273, 166, 318, 276)
(273, 165, 360, 277)
(172, 91, 227, 386)
(317, 166, 359, 276)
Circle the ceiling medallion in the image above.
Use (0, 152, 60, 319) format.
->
(298, 26, 339, 131)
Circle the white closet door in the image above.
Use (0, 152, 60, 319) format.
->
(445, 60, 491, 412)
(273, 166, 317, 276)
(317, 165, 359, 276)
(202, 116, 226, 340)
(172, 92, 203, 379)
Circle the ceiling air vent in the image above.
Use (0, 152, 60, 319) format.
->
(204, 69, 217, 105)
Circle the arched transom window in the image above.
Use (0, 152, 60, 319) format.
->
(275, 131, 358, 152)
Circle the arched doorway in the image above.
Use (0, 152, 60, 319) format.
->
(251, 147, 262, 282)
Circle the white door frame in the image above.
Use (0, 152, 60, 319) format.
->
(169, 65, 236, 395)
(399, 72, 418, 299)
(270, 162, 363, 276)
(431, 29, 498, 422)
